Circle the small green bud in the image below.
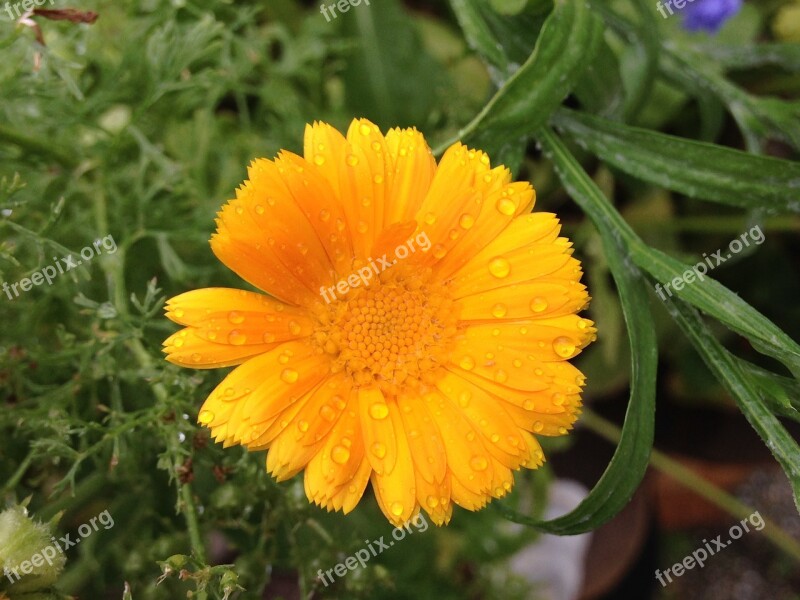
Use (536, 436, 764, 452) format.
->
(0, 506, 66, 595)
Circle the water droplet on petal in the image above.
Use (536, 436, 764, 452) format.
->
(288, 320, 302, 335)
(359, 123, 372, 136)
(558, 426, 568, 435)
(426, 495, 439, 508)
(459, 214, 475, 229)
(496, 198, 516, 216)
(390, 502, 404, 516)
(470, 456, 488, 471)
(552, 393, 566, 406)
(491, 303, 507, 318)
(357, 220, 369, 234)
(314, 154, 326, 166)
(228, 330, 247, 345)
(263, 332, 276, 343)
(459, 356, 475, 370)
(530, 297, 548, 313)
(373, 174, 384, 184)
(371, 442, 387, 458)
(173, 308, 185, 318)
(488, 257, 510, 278)
(191, 353, 202, 363)
(458, 390, 471, 407)
(297, 420, 310, 432)
(331, 445, 350, 464)
(553, 336, 576, 358)
(198, 410, 214, 424)
(228, 311, 245, 324)
(281, 368, 299, 384)
(523, 399, 535, 410)
(319, 209, 331, 222)
(533, 421, 544, 432)
(320, 405, 336, 421)
(424, 212, 436, 225)
(346, 154, 359, 167)
(369, 403, 389, 420)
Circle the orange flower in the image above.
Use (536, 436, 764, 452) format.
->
(164, 118, 595, 526)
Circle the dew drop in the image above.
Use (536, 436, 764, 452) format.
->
(331, 445, 350, 464)
(530, 297, 548, 313)
(359, 123, 372, 136)
(198, 410, 214, 424)
(552, 393, 566, 406)
(191, 353, 202, 363)
(288, 320, 302, 335)
(458, 390, 471, 407)
(319, 209, 331, 222)
(373, 174, 384, 184)
(320, 405, 336, 421)
(459, 356, 475, 370)
(228, 311, 245, 324)
(459, 214, 475, 229)
(314, 154, 326, 166)
(424, 212, 436, 225)
(297, 420, 310, 432)
(281, 368, 299, 384)
(553, 336, 576, 358)
(558, 426, 568, 435)
(228, 330, 247, 345)
(470, 456, 488, 471)
(369, 403, 389, 420)
(390, 502, 404, 517)
(357, 220, 369, 234)
(491, 303, 507, 318)
(533, 421, 544, 432)
(346, 154, 359, 167)
(432, 244, 447, 259)
(263, 332, 276, 343)
(426, 495, 439, 508)
(523, 399, 535, 410)
(490, 433, 500, 443)
(496, 198, 516, 216)
(494, 369, 508, 383)
(371, 442, 387, 458)
(173, 308, 185, 318)
(488, 257, 511, 278)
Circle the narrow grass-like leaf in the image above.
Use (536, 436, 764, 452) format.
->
(494, 128, 657, 534)
(553, 108, 800, 214)
(438, 0, 602, 156)
(665, 297, 800, 513)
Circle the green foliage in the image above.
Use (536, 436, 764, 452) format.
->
(1, 0, 799, 598)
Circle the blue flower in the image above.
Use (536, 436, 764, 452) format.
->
(683, 0, 744, 33)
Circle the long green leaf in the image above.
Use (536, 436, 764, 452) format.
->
(494, 128, 657, 534)
(437, 0, 602, 155)
(553, 108, 800, 215)
(665, 297, 800, 512)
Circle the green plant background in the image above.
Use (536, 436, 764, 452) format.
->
(1, 0, 799, 598)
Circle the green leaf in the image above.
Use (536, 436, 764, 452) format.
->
(341, 0, 445, 128)
(494, 128, 657, 534)
(739, 360, 800, 423)
(440, 0, 603, 156)
(553, 108, 800, 215)
(665, 297, 800, 513)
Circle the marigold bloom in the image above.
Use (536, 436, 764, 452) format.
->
(164, 119, 595, 526)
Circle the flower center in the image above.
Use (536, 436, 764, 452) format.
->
(313, 265, 457, 394)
